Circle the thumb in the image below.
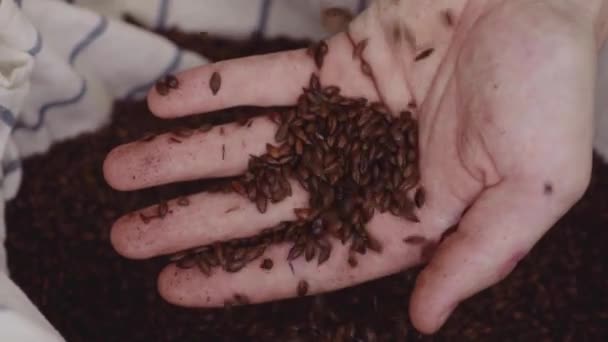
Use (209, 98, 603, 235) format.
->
(408, 174, 589, 334)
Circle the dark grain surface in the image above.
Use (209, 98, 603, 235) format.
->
(5, 28, 608, 342)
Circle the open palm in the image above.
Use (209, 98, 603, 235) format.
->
(104, 0, 604, 333)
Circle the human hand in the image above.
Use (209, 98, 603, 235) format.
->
(103, 0, 607, 333)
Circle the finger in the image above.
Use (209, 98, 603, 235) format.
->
(111, 181, 309, 260)
(147, 32, 379, 119)
(103, 117, 276, 191)
(157, 212, 445, 307)
(409, 177, 589, 334)
(347, 0, 466, 113)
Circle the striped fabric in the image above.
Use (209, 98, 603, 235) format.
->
(2, 0, 371, 184)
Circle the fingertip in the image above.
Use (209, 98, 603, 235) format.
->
(409, 240, 463, 334)
(110, 213, 159, 260)
(409, 295, 457, 335)
(146, 86, 173, 119)
(411, 300, 457, 335)
(157, 265, 184, 306)
(109, 216, 136, 259)
(103, 145, 132, 191)
(408, 311, 442, 335)
(111, 209, 171, 260)
(409, 267, 450, 334)
(157, 265, 213, 307)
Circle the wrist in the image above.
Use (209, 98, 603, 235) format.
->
(567, 0, 608, 46)
(594, 0, 608, 45)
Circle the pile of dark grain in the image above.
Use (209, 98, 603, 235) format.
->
(5, 29, 608, 341)
(168, 72, 425, 283)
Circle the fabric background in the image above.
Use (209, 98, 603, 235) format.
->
(0, 0, 605, 340)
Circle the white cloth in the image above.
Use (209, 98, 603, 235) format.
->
(0, 0, 368, 340)
(1, 0, 607, 340)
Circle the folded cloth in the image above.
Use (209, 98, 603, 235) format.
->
(0, 0, 367, 340)
(1, 0, 607, 340)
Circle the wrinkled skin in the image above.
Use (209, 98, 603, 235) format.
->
(104, 0, 608, 333)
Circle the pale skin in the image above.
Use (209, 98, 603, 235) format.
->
(104, 0, 608, 334)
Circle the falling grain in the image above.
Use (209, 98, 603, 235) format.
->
(166, 74, 179, 89)
(443, 10, 454, 27)
(140, 132, 156, 142)
(225, 206, 240, 214)
(260, 258, 274, 270)
(415, 48, 434, 62)
(155, 79, 169, 96)
(414, 187, 425, 208)
(177, 196, 190, 207)
(361, 60, 373, 77)
(297, 280, 309, 297)
(139, 213, 151, 224)
(199, 123, 214, 133)
(353, 38, 368, 59)
(158, 201, 169, 218)
(169, 137, 182, 144)
(403, 235, 426, 245)
(210, 71, 221, 95)
(314, 41, 329, 69)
